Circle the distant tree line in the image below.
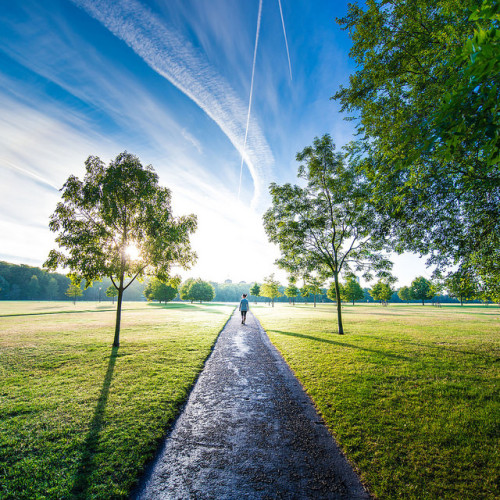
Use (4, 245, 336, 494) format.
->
(1, 261, 490, 306)
(0, 261, 145, 301)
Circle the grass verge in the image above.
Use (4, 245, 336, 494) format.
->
(0, 301, 234, 499)
(254, 303, 499, 500)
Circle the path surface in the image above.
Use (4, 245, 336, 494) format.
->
(134, 309, 370, 500)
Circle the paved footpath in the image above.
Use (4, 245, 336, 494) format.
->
(134, 309, 371, 500)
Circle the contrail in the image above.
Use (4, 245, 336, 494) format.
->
(71, 0, 274, 210)
(277, 0, 292, 81)
(238, 0, 263, 201)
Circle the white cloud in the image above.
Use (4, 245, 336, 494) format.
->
(70, 0, 274, 209)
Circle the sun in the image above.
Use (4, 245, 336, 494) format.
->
(125, 244, 141, 261)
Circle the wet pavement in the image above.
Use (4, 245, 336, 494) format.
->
(133, 309, 371, 500)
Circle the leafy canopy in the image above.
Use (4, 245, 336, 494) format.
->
(45, 152, 197, 287)
(334, 0, 500, 280)
(263, 134, 392, 333)
(45, 152, 197, 345)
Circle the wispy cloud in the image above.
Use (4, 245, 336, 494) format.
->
(71, 0, 274, 209)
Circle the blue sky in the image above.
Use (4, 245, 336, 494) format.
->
(0, 0, 429, 286)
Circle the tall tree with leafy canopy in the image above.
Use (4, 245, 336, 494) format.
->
(369, 281, 393, 305)
(250, 283, 261, 303)
(307, 276, 323, 308)
(106, 285, 118, 304)
(45, 152, 197, 346)
(334, 0, 500, 283)
(260, 274, 282, 307)
(445, 268, 478, 305)
(410, 277, 434, 305)
(144, 277, 178, 303)
(398, 286, 412, 304)
(65, 283, 83, 305)
(263, 134, 393, 334)
(187, 279, 215, 303)
(284, 276, 299, 305)
(341, 276, 365, 305)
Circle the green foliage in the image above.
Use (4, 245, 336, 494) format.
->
(250, 283, 261, 298)
(445, 268, 478, 305)
(284, 277, 299, 305)
(410, 276, 434, 305)
(27, 275, 41, 300)
(65, 283, 83, 304)
(327, 281, 343, 302)
(143, 278, 178, 303)
(44, 152, 197, 346)
(432, 0, 500, 165)
(106, 285, 118, 298)
(341, 276, 364, 305)
(256, 303, 499, 499)
(260, 274, 283, 307)
(334, 0, 500, 281)
(187, 280, 215, 303)
(397, 286, 412, 304)
(369, 281, 393, 304)
(263, 134, 392, 333)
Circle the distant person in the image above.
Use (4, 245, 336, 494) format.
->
(239, 293, 249, 324)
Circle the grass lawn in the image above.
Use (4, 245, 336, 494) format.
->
(0, 301, 234, 499)
(254, 303, 499, 500)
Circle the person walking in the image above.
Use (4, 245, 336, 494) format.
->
(239, 293, 249, 324)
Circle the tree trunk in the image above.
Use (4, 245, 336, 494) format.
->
(313, 294, 317, 307)
(272, 298, 275, 307)
(333, 272, 344, 334)
(422, 298, 424, 305)
(113, 275, 124, 347)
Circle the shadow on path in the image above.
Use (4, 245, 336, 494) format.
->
(70, 346, 119, 498)
(270, 329, 412, 361)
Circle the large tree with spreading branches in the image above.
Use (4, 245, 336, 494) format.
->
(45, 152, 197, 346)
(263, 134, 393, 334)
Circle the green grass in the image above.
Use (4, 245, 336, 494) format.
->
(0, 301, 234, 499)
(254, 303, 500, 500)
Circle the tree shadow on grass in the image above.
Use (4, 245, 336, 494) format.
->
(270, 330, 412, 361)
(70, 346, 119, 498)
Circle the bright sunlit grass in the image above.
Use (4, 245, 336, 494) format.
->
(254, 303, 499, 500)
(0, 301, 234, 499)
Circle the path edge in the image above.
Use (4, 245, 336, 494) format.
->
(129, 306, 237, 499)
(255, 317, 373, 500)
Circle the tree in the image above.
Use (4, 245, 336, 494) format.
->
(369, 281, 393, 305)
(250, 283, 261, 303)
(410, 277, 434, 306)
(44, 152, 197, 346)
(445, 268, 478, 306)
(106, 285, 118, 304)
(143, 277, 178, 303)
(334, 1, 500, 283)
(431, 1, 500, 166)
(65, 283, 83, 304)
(46, 277, 59, 300)
(327, 281, 343, 302)
(307, 276, 323, 308)
(187, 279, 215, 303)
(28, 275, 41, 300)
(341, 276, 364, 305)
(398, 286, 412, 304)
(263, 134, 393, 334)
(260, 274, 282, 307)
(179, 278, 196, 302)
(284, 276, 299, 305)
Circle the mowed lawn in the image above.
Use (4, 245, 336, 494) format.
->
(254, 303, 499, 500)
(0, 301, 234, 499)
